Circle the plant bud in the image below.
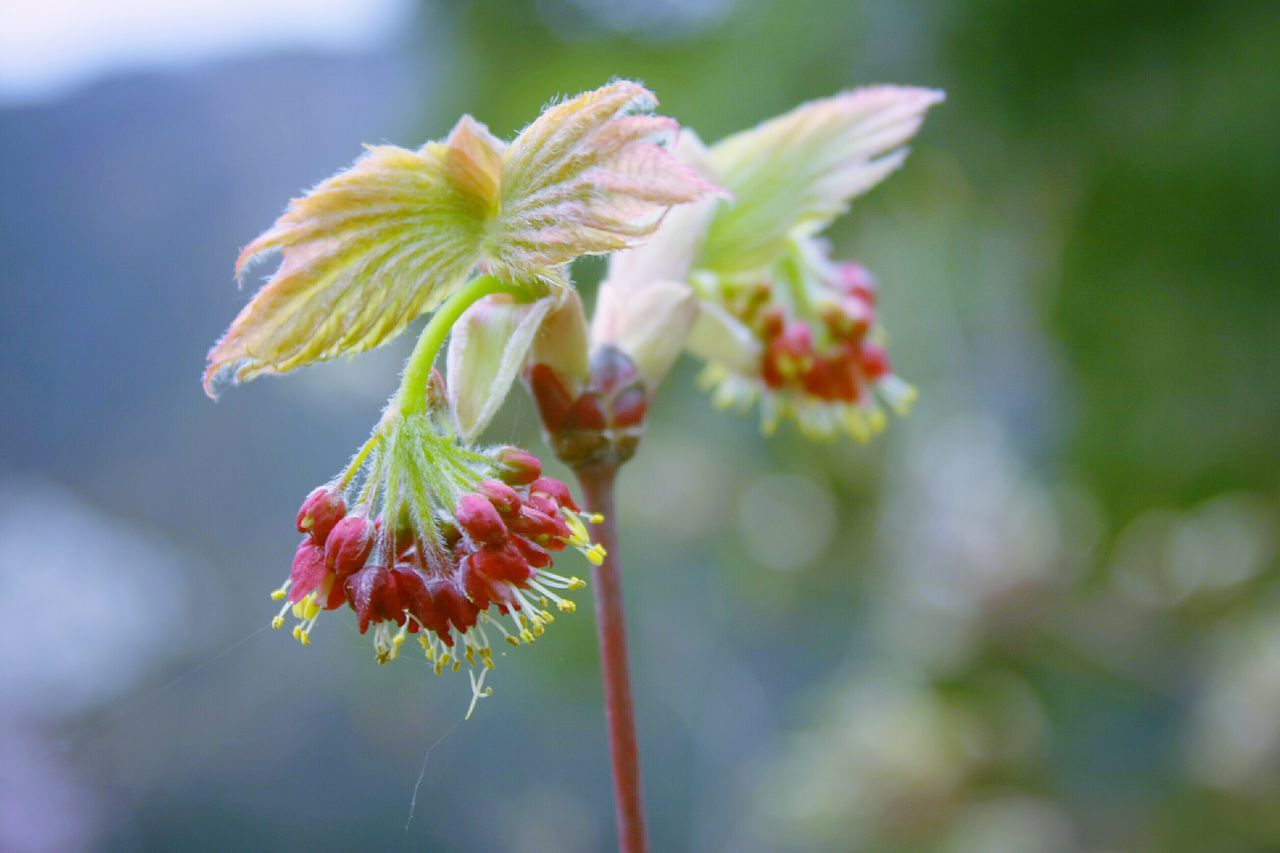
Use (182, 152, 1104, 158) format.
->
(456, 494, 508, 545)
(325, 516, 375, 578)
(497, 447, 542, 486)
(296, 487, 345, 545)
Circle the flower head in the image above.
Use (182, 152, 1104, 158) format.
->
(693, 238, 917, 440)
(270, 378, 599, 713)
(204, 80, 716, 396)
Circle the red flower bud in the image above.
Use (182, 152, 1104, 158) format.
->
(529, 477, 577, 512)
(478, 480, 521, 514)
(345, 565, 403, 633)
(424, 576, 479, 641)
(456, 494, 508, 545)
(511, 504, 571, 544)
(462, 544, 533, 610)
(296, 487, 345, 545)
(288, 540, 328, 602)
(390, 565, 431, 633)
(325, 515, 375, 579)
(472, 543, 533, 585)
(497, 447, 542, 486)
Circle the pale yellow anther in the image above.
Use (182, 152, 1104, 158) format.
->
(270, 588, 287, 601)
(302, 599, 320, 620)
(505, 636, 520, 647)
(541, 611, 555, 624)
(520, 629, 535, 644)
(586, 545, 606, 566)
(484, 657, 495, 670)
(271, 615, 285, 629)
(587, 513, 604, 524)
(568, 577, 586, 590)
(452, 659, 461, 672)
(299, 630, 311, 646)
(434, 660, 444, 675)
(557, 600, 577, 613)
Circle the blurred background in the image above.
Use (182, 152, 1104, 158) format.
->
(1, 0, 1277, 850)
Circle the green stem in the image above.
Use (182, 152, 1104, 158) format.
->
(395, 274, 530, 415)
(779, 241, 816, 318)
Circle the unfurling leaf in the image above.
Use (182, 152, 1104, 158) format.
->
(205, 81, 720, 397)
(491, 81, 724, 281)
(204, 122, 497, 395)
(700, 86, 945, 275)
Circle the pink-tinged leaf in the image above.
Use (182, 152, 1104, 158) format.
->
(486, 81, 724, 280)
(203, 117, 505, 396)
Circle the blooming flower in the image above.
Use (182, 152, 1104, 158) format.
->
(602, 86, 944, 440)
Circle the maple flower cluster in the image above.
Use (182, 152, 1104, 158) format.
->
(274, 429, 597, 677)
(697, 242, 916, 440)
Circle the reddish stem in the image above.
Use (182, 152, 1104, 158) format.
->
(575, 463, 648, 853)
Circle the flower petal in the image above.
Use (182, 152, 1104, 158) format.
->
(203, 116, 504, 396)
(700, 86, 944, 275)
(446, 292, 561, 444)
(488, 81, 723, 280)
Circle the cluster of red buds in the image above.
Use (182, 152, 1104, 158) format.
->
(271, 444, 597, 687)
(758, 263, 891, 404)
(526, 346, 650, 469)
(701, 255, 916, 441)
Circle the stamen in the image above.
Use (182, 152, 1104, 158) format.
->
(465, 668, 493, 720)
(270, 578, 291, 601)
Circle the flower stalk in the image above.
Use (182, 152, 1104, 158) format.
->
(575, 462, 648, 853)
(397, 274, 533, 415)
